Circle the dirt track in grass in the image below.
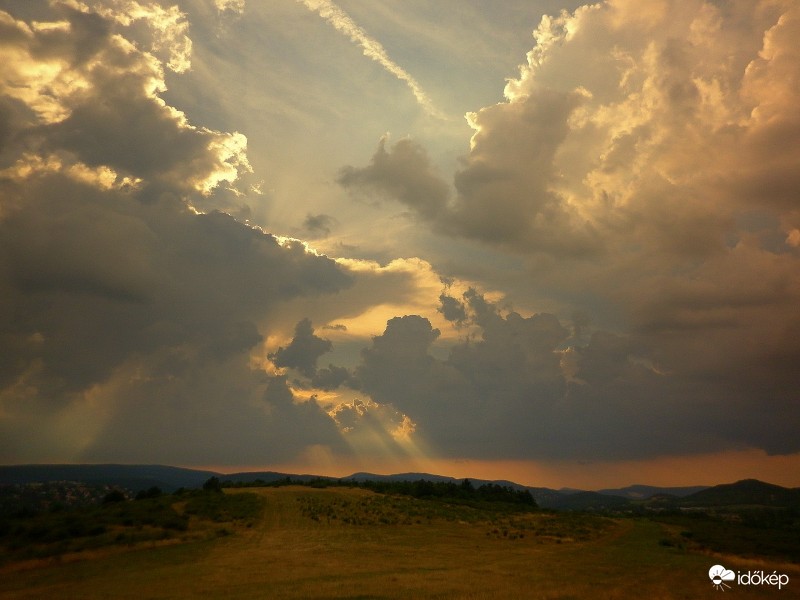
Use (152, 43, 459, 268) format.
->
(1, 486, 797, 599)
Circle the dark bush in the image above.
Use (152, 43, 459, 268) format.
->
(102, 490, 126, 504)
(203, 477, 223, 493)
(135, 486, 163, 500)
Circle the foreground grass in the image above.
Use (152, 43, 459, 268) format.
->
(1, 487, 797, 599)
(0, 489, 262, 566)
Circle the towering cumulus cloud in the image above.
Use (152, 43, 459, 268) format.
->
(0, 2, 351, 464)
(2, 0, 799, 480)
(337, 0, 800, 463)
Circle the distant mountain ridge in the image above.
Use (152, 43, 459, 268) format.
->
(678, 478, 800, 507)
(0, 464, 217, 492)
(596, 484, 709, 499)
(2, 465, 797, 510)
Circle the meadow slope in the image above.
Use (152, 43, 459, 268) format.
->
(1, 487, 797, 599)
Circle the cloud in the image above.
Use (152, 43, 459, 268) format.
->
(336, 284, 800, 461)
(437, 293, 467, 325)
(62, 0, 194, 74)
(0, 176, 353, 463)
(338, 94, 600, 254)
(333, 0, 800, 462)
(453, 87, 599, 254)
(275, 256, 456, 342)
(2, 0, 798, 474)
(270, 318, 333, 378)
(83, 369, 346, 465)
(215, 0, 245, 15)
(311, 364, 352, 392)
(337, 136, 450, 221)
(346, 300, 566, 459)
(0, 3, 353, 465)
(302, 213, 335, 238)
(327, 397, 417, 459)
(297, 0, 445, 119)
(340, 0, 800, 260)
(0, 1, 251, 202)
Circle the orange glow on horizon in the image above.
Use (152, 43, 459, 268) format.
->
(191, 448, 800, 490)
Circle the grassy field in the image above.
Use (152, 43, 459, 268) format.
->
(1, 486, 798, 599)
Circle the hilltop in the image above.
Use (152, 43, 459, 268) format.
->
(3, 464, 798, 512)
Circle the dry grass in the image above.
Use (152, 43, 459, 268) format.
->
(1, 486, 797, 599)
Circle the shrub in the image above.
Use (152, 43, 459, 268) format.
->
(102, 490, 126, 504)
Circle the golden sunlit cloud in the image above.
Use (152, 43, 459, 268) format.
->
(0, 36, 81, 123)
(65, 0, 193, 73)
(215, 0, 246, 15)
(330, 257, 497, 342)
(2, 1, 798, 491)
(195, 131, 253, 195)
(0, 153, 141, 191)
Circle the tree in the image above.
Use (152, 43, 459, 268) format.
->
(203, 476, 223, 493)
(135, 486, 163, 500)
(102, 489, 126, 504)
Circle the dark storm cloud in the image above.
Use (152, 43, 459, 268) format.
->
(337, 91, 599, 255)
(449, 88, 600, 255)
(340, 287, 800, 461)
(302, 213, 335, 238)
(3, 0, 799, 472)
(437, 293, 467, 325)
(333, 0, 800, 463)
(0, 3, 351, 464)
(349, 297, 567, 458)
(356, 314, 441, 407)
(83, 368, 346, 464)
(0, 171, 352, 462)
(338, 136, 450, 221)
(270, 318, 333, 378)
(311, 364, 353, 392)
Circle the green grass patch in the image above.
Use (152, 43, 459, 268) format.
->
(651, 511, 800, 562)
(2, 487, 798, 599)
(0, 490, 263, 565)
(183, 491, 262, 525)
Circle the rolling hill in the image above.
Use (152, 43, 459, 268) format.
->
(2, 465, 797, 511)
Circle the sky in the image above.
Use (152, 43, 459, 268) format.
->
(1, 0, 799, 490)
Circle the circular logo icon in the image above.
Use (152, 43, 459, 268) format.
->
(709, 565, 735, 590)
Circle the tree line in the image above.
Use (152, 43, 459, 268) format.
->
(221, 477, 537, 509)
